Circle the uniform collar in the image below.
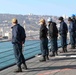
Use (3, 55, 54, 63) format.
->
(11, 24, 18, 28)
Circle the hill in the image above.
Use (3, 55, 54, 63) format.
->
(0, 14, 58, 31)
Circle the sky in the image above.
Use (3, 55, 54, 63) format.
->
(0, 0, 76, 16)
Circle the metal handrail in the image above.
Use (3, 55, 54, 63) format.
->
(0, 53, 14, 59)
(0, 40, 60, 60)
(0, 39, 40, 64)
(0, 39, 69, 58)
(0, 58, 15, 64)
(0, 48, 41, 64)
(0, 41, 39, 54)
(0, 40, 70, 70)
(0, 45, 40, 59)
(0, 41, 69, 65)
(0, 49, 13, 54)
(0, 34, 39, 43)
(26, 34, 39, 37)
(25, 41, 39, 46)
(24, 48, 40, 56)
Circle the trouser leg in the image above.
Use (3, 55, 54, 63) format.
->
(13, 44, 23, 72)
(70, 33, 75, 49)
(50, 37, 58, 56)
(50, 38, 56, 56)
(13, 44, 22, 67)
(40, 38, 49, 61)
(55, 38, 58, 55)
(45, 38, 49, 59)
(61, 35, 67, 53)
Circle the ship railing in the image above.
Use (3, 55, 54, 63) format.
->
(0, 34, 70, 71)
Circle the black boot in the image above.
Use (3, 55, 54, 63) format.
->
(60, 47, 65, 53)
(22, 63, 28, 70)
(50, 51, 55, 57)
(64, 46, 67, 52)
(46, 55, 49, 60)
(70, 45, 75, 49)
(72, 45, 75, 49)
(39, 56, 46, 62)
(14, 66, 22, 73)
(55, 51, 58, 56)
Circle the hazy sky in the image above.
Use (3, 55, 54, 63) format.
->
(0, 0, 76, 16)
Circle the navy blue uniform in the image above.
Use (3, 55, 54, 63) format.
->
(48, 22, 58, 55)
(59, 21, 68, 51)
(69, 22, 75, 48)
(12, 24, 26, 67)
(40, 25, 49, 57)
(72, 18, 76, 45)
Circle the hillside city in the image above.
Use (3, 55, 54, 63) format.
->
(0, 14, 69, 41)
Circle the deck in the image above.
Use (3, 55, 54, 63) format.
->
(0, 45, 76, 75)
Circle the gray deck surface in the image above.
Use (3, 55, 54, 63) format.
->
(0, 45, 76, 75)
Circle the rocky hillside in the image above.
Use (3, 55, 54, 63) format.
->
(0, 14, 58, 31)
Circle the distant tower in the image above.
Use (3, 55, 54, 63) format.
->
(63, 15, 66, 19)
(1, 28, 3, 37)
(62, 14, 68, 19)
(24, 24, 26, 30)
(28, 13, 33, 15)
(23, 20, 26, 30)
